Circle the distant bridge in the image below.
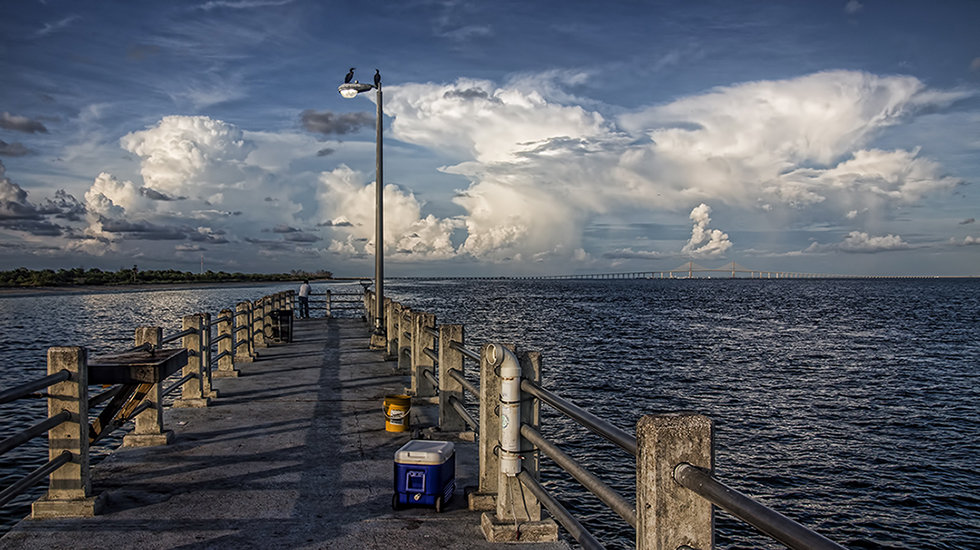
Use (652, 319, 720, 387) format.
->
(382, 262, 964, 281)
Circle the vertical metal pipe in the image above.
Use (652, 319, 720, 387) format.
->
(373, 85, 385, 341)
(490, 344, 521, 476)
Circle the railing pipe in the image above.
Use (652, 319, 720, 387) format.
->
(163, 373, 196, 398)
(0, 410, 72, 456)
(161, 327, 195, 345)
(422, 367, 438, 390)
(521, 379, 636, 456)
(209, 315, 232, 326)
(448, 395, 478, 432)
(88, 385, 123, 409)
(423, 325, 439, 338)
(449, 339, 480, 362)
(516, 470, 605, 550)
(521, 424, 636, 527)
(447, 369, 478, 398)
(0, 370, 71, 405)
(0, 450, 72, 508)
(422, 347, 438, 364)
(121, 342, 153, 354)
(673, 463, 847, 550)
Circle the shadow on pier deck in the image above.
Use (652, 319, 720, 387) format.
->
(2, 319, 568, 549)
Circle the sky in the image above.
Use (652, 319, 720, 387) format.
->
(1, 0, 978, 277)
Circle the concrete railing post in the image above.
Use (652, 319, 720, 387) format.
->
(412, 312, 437, 398)
(234, 302, 253, 364)
(382, 298, 392, 358)
(517, 351, 543, 518)
(286, 290, 294, 318)
(32, 346, 104, 518)
(364, 289, 374, 327)
(482, 348, 556, 542)
(397, 308, 413, 372)
(386, 301, 400, 359)
(199, 311, 216, 398)
(174, 314, 210, 408)
(325, 289, 332, 318)
(470, 343, 502, 511)
(438, 324, 465, 432)
(123, 327, 174, 447)
(262, 296, 273, 343)
(636, 414, 714, 550)
(214, 308, 238, 378)
(253, 298, 266, 349)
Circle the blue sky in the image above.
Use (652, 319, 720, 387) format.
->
(1, 0, 978, 277)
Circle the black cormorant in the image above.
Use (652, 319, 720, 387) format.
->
(374, 69, 381, 88)
(344, 68, 355, 83)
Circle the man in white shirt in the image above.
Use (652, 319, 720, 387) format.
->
(298, 280, 311, 318)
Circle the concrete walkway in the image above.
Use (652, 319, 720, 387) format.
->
(2, 318, 568, 549)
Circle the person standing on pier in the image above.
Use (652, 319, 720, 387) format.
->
(298, 280, 311, 318)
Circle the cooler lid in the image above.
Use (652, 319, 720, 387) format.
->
(395, 440, 455, 465)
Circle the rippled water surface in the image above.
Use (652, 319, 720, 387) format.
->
(386, 279, 979, 549)
(2, 279, 978, 548)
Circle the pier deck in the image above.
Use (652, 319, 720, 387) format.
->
(2, 318, 567, 549)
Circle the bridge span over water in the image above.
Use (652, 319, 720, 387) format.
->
(387, 261, 953, 281)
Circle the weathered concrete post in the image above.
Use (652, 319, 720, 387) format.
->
(123, 327, 174, 447)
(253, 298, 266, 349)
(518, 351, 543, 510)
(364, 289, 374, 327)
(397, 307, 412, 372)
(636, 414, 714, 550)
(482, 349, 557, 542)
(438, 324, 465, 432)
(174, 314, 210, 408)
(386, 300, 400, 359)
(470, 343, 501, 511)
(234, 301, 253, 364)
(32, 346, 105, 518)
(286, 290, 294, 318)
(199, 311, 217, 398)
(325, 289, 332, 318)
(263, 295, 274, 342)
(412, 312, 437, 398)
(214, 308, 238, 378)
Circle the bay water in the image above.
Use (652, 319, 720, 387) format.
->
(1, 278, 977, 548)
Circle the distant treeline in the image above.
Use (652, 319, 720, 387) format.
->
(0, 267, 333, 288)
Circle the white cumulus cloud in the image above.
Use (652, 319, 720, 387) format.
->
(805, 231, 910, 254)
(379, 70, 964, 264)
(682, 203, 732, 258)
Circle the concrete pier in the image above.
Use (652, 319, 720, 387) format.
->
(2, 318, 567, 549)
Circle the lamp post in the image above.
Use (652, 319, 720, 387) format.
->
(339, 72, 385, 348)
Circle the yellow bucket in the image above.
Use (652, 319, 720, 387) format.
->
(383, 394, 411, 432)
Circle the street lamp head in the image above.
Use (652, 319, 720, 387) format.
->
(338, 82, 374, 98)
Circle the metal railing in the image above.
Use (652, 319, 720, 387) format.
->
(0, 289, 305, 517)
(370, 289, 848, 550)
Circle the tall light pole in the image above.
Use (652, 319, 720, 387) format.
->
(339, 70, 385, 348)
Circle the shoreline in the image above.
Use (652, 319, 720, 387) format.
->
(0, 278, 366, 298)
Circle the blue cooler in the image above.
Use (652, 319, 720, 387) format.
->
(392, 440, 455, 512)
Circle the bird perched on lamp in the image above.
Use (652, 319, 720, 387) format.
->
(374, 69, 381, 88)
(345, 68, 355, 83)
